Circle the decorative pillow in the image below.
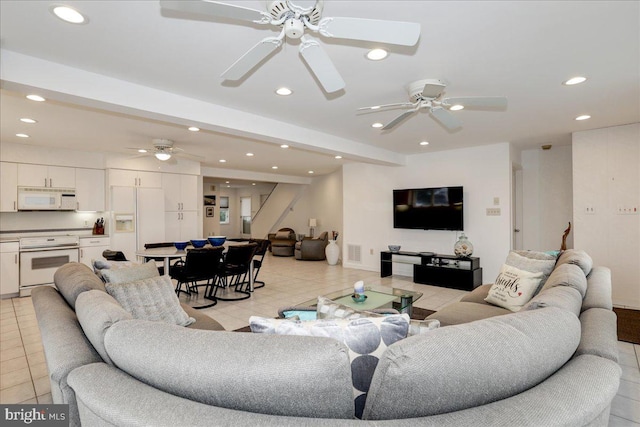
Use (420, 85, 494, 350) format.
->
(100, 261, 159, 284)
(316, 296, 384, 320)
(105, 275, 195, 326)
(92, 259, 139, 271)
(485, 264, 543, 312)
(505, 250, 558, 293)
(274, 230, 291, 239)
(249, 314, 410, 419)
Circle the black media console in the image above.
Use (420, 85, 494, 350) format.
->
(380, 251, 482, 291)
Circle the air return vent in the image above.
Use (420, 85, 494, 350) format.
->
(347, 244, 361, 263)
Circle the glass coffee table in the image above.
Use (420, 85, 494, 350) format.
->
(297, 285, 422, 315)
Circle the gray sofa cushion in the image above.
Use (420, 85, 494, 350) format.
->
(101, 261, 159, 284)
(576, 308, 619, 363)
(521, 285, 583, 316)
(53, 262, 106, 309)
(583, 266, 613, 311)
(363, 307, 581, 420)
(459, 284, 493, 305)
(103, 320, 355, 419)
(556, 249, 593, 276)
(182, 304, 225, 331)
(425, 301, 510, 326)
(75, 290, 134, 365)
(539, 262, 587, 298)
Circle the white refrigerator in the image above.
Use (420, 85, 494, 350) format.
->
(110, 186, 165, 261)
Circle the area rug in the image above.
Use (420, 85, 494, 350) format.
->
(613, 307, 640, 345)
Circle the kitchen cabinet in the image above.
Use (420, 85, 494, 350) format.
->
(79, 236, 111, 268)
(165, 210, 198, 242)
(0, 162, 18, 212)
(76, 168, 106, 211)
(18, 164, 75, 188)
(162, 174, 198, 212)
(108, 169, 162, 188)
(0, 242, 20, 298)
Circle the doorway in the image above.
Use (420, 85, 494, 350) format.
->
(241, 196, 252, 237)
(512, 166, 523, 250)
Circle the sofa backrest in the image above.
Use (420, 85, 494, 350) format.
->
(53, 262, 106, 309)
(363, 307, 581, 420)
(103, 319, 355, 419)
(556, 249, 593, 276)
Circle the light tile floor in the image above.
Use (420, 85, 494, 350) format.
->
(1, 253, 639, 425)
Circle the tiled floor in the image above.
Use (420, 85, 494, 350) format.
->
(1, 253, 639, 426)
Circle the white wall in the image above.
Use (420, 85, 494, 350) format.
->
(573, 123, 640, 309)
(343, 143, 512, 282)
(521, 145, 573, 250)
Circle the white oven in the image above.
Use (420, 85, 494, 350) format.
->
(19, 236, 79, 296)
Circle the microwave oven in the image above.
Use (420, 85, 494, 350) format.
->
(17, 187, 77, 211)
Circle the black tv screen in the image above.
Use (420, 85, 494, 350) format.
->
(393, 186, 463, 231)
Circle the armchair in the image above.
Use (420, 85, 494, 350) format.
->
(294, 231, 329, 261)
(268, 228, 297, 257)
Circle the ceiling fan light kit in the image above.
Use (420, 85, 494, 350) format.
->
(159, 0, 421, 93)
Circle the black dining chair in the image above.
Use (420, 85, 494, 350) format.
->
(213, 243, 258, 301)
(170, 247, 224, 298)
(249, 239, 270, 289)
(102, 250, 127, 261)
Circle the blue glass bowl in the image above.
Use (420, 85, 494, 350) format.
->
(174, 241, 188, 251)
(190, 239, 208, 248)
(352, 293, 368, 303)
(207, 236, 226, 246)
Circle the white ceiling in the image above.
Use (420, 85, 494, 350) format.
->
(1, 1, 638, 179)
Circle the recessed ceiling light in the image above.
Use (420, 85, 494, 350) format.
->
(564, 76, 587, 86)
(138, 149, 147, 153)
(335, 155, 342, 159)
(370, 106, 381, 110)
(366, 48, 388, 60)
(227, 185, 231, 188)
(219, 159, 227, 163)
(188, 126, 200, 132)
(371, 122, 384, 129)
(272, 166, 278, 169)
(275, 87, 292, 96)
(449, 105, 464, 111)
(16, 133, 29, 138)
(246, 152, 254, 156)
(225, 181, 230, 184)
(575, 115, 591, 121)
(280, 144, 289, 148)
(20, 118, 37, 124)
(308, 170, 314, 174)
(420, 141, 429, 146)
(26, 95, 45, 102)
(252, 183, 256, 186)
(51, 5, 86, 24)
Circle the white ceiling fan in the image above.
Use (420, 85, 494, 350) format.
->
(159, 0, 421, 93)
(128, 139, 201, 162)
(358, 79, 508, 131)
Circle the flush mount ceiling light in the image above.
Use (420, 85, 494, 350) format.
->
(275, 87, 293, 96)
(449, 104, 464, 111)
(575, 115, 591, 121)
(51, 5, 87, 24)
(564, 76, 587, 86)
(366, 48, 388, 60)
(420, 141, 429, 146)
(16, 133, 29, 138)
(371, 122, 384, 129)
(154, 152, 171, 161)
(20, 118, 37, 124)
(188, 126, 200, 132)
(26, 95, 46, 102)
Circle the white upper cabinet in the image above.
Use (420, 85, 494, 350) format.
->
(162, 174, 198, 212)
(18, 164, 75, 188)
(76, 168, 105, 211)
(108, 169, 162, 188)
(0, 162, 18, 212)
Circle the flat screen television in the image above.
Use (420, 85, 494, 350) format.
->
(393, 186, 463, 231)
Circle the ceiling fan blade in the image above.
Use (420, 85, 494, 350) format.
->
(442, 96, 508, 109)
(317, 17, 420, 46)
(430, 106, 463, 130)
(357, 102, 416, 111)
(159, 1, 270, 24)
(299, 36, 345, 93)
(221, 37, 282, 80)
(382, 109, 418, 130)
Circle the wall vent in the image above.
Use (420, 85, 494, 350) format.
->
(347, 244, 362, 263)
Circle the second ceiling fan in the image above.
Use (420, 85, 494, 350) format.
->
(159, 0, 420, 93)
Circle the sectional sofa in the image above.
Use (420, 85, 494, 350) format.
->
(32, 249, 620, 426)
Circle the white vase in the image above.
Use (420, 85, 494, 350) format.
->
(325, 240, 340, 265)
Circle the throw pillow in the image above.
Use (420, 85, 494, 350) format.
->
(105, 275, 195, 327)
(100, 261, 159, 284)
(505, 250, 558, 293)
(92, 259, 139, 272)
(485, 264, 543, 312)
(249, 314, 410, 419)
(316, 296, 384, 320)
